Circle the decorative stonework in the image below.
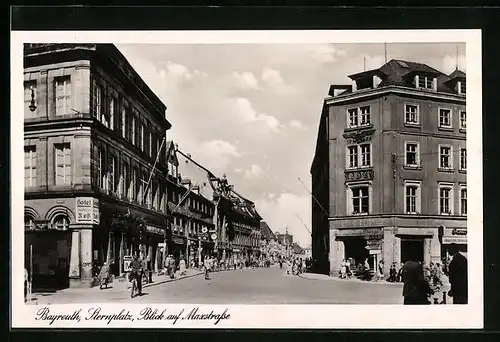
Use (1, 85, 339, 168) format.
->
(342, 128, 375, 144)
(345, 169, 374, 182)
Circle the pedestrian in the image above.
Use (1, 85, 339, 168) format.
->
(24, 268, 29, 302)
(164, 254, 171, 276)
(397, 263, 404, 282)
(346, 258, 352, 278)
(179, 257, 186, 276)
(401, 260, 432, 305)
(388, 263, 397, 282)
(204, 255, 211, 280)
(340, 259, 347, 279)
(377, 259, 385, 281)
(130, 253, 144, 296)
(168, 254, 176, 279)
(448, 244, 468, 304)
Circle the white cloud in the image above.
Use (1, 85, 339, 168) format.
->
(233, 97, 281, 133)
(232, 71, 260, 89)
(234, 168, 243, 173)
(244, 164, 264, 179)
(195, 140, 241, 170)
(311, 44, 347, 63)
(256, 192, 311, 248)
(288, 119, 306, 130)
(441, 54, 466, 75)
(261, 68, 286, 90)
(164, 61, 195, 80)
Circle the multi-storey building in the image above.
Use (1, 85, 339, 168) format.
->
(311, 59, 467, 277)
(23, 43, 172, 289)
(164, 141, 215, 267)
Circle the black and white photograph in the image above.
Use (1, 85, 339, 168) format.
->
(11, 29, 482, 329)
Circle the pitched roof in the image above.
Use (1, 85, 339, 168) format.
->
(260, 221, 276, 240)
(345, 59, 463, 95)
(449, 69, 466, 79)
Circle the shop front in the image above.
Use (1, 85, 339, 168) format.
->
(441, 227, 467, 259)
(171, 235, 187, 261)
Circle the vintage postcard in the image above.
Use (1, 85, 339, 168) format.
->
(10, 29, 482, 329)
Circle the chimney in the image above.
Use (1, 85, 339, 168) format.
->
(351, 80, 357, 92)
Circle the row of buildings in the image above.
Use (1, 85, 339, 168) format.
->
(22, 43, 270, 290)
(310, 59, 467, 277)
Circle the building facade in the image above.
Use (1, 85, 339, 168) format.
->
(23, 43, 172, 289)
(164, 141, 215, 268)
(311, 60, 467, 277)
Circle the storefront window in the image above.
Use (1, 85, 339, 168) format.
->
(53, 214, 70, 230)
(24, 215, 35, 230)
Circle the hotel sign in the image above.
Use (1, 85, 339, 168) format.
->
(76, 197, 100, 224)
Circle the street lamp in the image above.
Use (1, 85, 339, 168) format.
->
(28, 86, 36, 112)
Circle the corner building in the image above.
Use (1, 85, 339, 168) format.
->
(23, 44, 171, 289)
(311, 60, 467, 277)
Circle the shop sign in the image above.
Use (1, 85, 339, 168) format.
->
(76, 197, 100, 224)
(443, 228, 467, 244)
(146, 225, 163, 235)
(123, 256, 133, 272)
(172, 237, 185, 245)
(443, 236, 467, 244)
(369, 249, 381, 255)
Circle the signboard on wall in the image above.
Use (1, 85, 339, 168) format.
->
(443, 228, 467, 244)
(76, 197, 100, 224)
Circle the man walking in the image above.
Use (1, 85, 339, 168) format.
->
(204, 255, 212, 280)
(130, 253, 144, 296)
(401, 260, 432, 305)
(448, 244, 468, 304)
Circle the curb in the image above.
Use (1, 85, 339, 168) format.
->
(298, 273, 403, 286)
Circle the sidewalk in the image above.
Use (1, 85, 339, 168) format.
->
(29, 267, 243, 304)
(298, 272, 404, 286)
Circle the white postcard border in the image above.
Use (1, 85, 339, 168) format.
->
(11, 29, 483, 329)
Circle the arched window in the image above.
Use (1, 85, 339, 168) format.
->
(52, 214, 70, 230)
(24, 215, 35, 231)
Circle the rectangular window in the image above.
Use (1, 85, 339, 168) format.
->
(360, 106, 371, 126)
(439, 108, 452, 128)
(109, 97, 116, 130)
(121, 107, 127, 138)
(360, 144, 371, 167)
(348, 108, 358, 128)
(132, 168, 137, 201)
(439, 145, 452, 169)
(460, 148, 467, 171)
(55, 77, 71, 116)
(54, 143, 71, 185)
(140, 124, 145, 151)
(110, 156, 118, 193)
(98, 147, 106, 189)
(460, 81, 466, 95)
(460, 111, 466, 130)
(405, 142, 419, 166)
(404, 182, 421, 214)
(122, 162, 128, 198)
(149, 132, 153, 157)
(348, 146, 358, 168)
(24, 81, 37, 118)
(24, 145, 37, 187)
(417, 75, 434, 89)
(131, 116, 136, 145)
(439, 185, 454, 215)
(95, 83, 102, 118)
(405, 104, 419, 124)
(460, 187, 467, 216)
(352, 186, 369, 214)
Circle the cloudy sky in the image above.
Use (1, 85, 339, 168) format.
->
(116, 42, 466, 247)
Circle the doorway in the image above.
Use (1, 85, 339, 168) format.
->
(343, 236, 370, 267)
(401, 238, 424, 263)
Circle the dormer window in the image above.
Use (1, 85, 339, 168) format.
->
(457, 80, 466, 95)
(415, 75, 436, 90)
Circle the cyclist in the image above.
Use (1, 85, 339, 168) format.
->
(130, 253, 144, 296)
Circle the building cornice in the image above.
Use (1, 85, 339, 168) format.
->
(325, 86, 466, 105)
